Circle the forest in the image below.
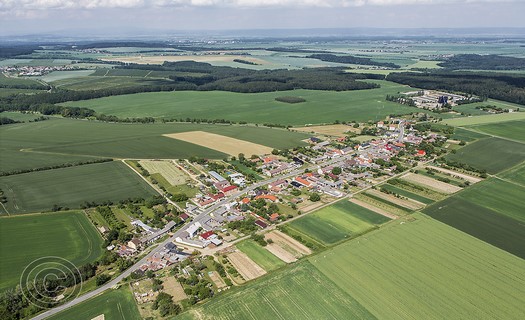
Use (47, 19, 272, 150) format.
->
(387, 71, 525, 105)
(438, 54, 525, 70)
(307, 54, 401, 68)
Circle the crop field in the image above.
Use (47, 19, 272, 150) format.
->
(311, 213, 525, 320)
(0, 211, 103, 291)
(0, 162, 157, 214)
(165, 131, 274, 156)
(0, 88, 46, 97)
(288, 200, 390, 245)
(48, 287, 141, 320)
(40, 70, 96, 82)
(176, 262, 375, 320)
(441, 111, 525, 126)
(467, 120, 525, 143)
(227, 251, 266, 281)
(450, 127, 488, 142)
(0, 111, 47, 121)
(139, 160, 189, 185)
(0, 119, 308, 172)
(401, 173, 462, 194)
(445, 137, 525, 174)
(294, 124, 357, 136)
(0, 73, 44, 87)
(380, 184, 434, 204)
(498, 162, 525, 186)
(62, 80, 424, 125)
(236, 240, 285, 271)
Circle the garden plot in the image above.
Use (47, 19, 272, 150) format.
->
(349, 198, 399, 220)
(139, 160, 189, 185)
(264, 230, 312, 258)
(366, 189, 425, 211)
(426, 165, 482, 184)
(402, 173, 462, 194)
(227, 251, 266, 281)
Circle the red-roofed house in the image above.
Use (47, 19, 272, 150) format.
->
(295, 177, 312, 187)
(180, 213, 190, 221)
(255, 194, 278, 202)
(199, 231, 215, 240)
(416, 150, 426, 157)
(269, 213, 280, 222)
(241, 197, 251, 204)
(221, 185, 237, 195)
(255, 220, 268, 229)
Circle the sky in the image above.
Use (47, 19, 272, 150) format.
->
(1, 0, 524, 37)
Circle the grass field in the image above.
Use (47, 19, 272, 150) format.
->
(310, 213, 525, 320)
(498, 162, 525, 187)
(446, 137, 525, 174)
(62, 80, 425, 125)
(236, 240, 285, 271)
(441, 111, 525, 126)
(467, 120, 525, 143)
(0, 211, 103, 291)
(450, 127, 488, 142)
(0, 162, 157, 214)
(176, 261, 376, 320)
(289, 200, 390, 245)
(48, 287, 141, 320)
(0, 111, 47, 121)
(0, 118, 308, 173)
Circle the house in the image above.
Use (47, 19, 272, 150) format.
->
(269, 213, 280, 222)
(221, 185, 237, 195)
(377, 121, 384, 128)
(179, 213, 190, 221)
(416, 150, 426, 157)
(98, 226, 109, 234)
(214, 180, 229, 190)
(295, 177, 312, 187)
(186, 222, 202, 238)
(255, 194, 278, 202)
(209, 171, 226, 182)
(254, 220, 268, 229)
(241, 197, 251, 204)
(199, 231, 215, 241)
(165, 242, 177, 253)
(127, 238, 142, 251)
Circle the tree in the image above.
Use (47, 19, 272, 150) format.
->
(95, 274, 111, 286)
(309, 193, 321, 202)
(238, 153, 245, 162)
(271, 149, 280, 155)
(331, 167, 342, 175)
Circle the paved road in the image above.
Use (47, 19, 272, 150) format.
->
(31, 153, 375, 319)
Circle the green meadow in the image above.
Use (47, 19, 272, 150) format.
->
(0, 211, 103, 291)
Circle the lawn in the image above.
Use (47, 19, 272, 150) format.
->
(62, 80, 425, 125)
(445, 137, 525, 174)
(289, 200, 389, 245)
(0, 211, 103, 291)
(236, 240, 285, 271)
(0, 161, 157, 214)
(467, 120, 525, 143)
(175, 261, 376, 320)
(48, 287, 141, 320)
(310, 213, 525, 320)
(0, 118, 308, 173)
(424, 182, 525, 259)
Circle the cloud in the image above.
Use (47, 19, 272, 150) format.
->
(0, 0, 519, 13)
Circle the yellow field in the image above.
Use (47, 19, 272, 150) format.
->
(294, 124, 357, 136)
(101, 55, 267, 65)
(163, 131, 273, 156)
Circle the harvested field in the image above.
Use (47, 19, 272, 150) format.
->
(294, 124, 357, 136)
(427, 165, 482, 183)
(265, 244, 297, 263)
(208, 271, 227, 289)
(164, 131, 273, 156)
(366, 189, 425, 210)
(402, 173, 462, 194)
(163, 276, 187, 302)
(264, 230, 311, 257)
(349, 198, 399, 220)
(139, 160, 189, 185)
(227, 251, 266, 281)
(101, 55, 266, 65)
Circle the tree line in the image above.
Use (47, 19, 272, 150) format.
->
(438, 54, 525, 70)
(0, 158, 113, 176)
(307, 54, 401, 69)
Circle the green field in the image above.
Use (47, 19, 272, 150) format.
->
(445, 137, 525, 174)
(467, 120, 525, 143)
(236, 240, 285, 271)
(62, 80, 424, 125)
(442, 111, 525, 126)
(498, 162, 525, 186)
(0, 118, 308, 173)
(380, 184, 434, 204)
(0, 162, 157, 214)
(52, 75, 173, 91)
(424, 178, 525, 259)
(0, 111, 47, 121)
(0, 211, 103, 291)
(176, 261, 375, 320)
(289, 200, 390, 245)
(48, 287, 141, 320)
(450, 127, 488, 142)
(310, 213, 525, 319)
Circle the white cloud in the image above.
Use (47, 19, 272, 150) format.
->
(0, 0, 519, 13)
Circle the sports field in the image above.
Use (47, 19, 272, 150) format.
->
(0, 119, 308, 173)
(236, 240, 285, 271)
(288, 200, 390, 245)
(176, 262, 376, 320)
(424, 178, 525, 259)
(48, 287, 141, 320)
(467, 120, 525, 143)
(310, 213, 525, 319)
(0, 211, 103, 291)
(446, 137, 525, 174)
(164, 131, 273, 156)
(0, 162, 157, 214)
(62, 81, 422, 125)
